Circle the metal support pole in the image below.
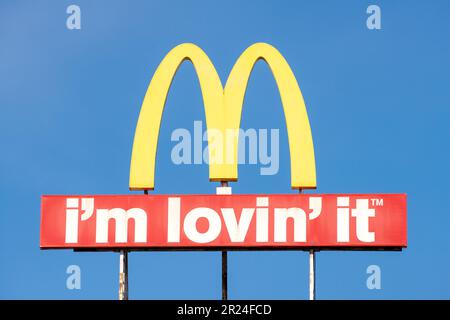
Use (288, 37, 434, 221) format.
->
(309, 249, 315, 300)
(219, 181, 229, 300)
(222, 250, 228, 300)
(119, 249, 128, 300)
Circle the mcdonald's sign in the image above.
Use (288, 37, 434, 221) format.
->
(40, 43, 407, 250)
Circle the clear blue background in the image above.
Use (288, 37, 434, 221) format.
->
(0, 0, 449, 299)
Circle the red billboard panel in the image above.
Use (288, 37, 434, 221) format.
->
(40, 194, 407, 250)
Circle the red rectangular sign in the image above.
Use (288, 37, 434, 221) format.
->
(40, 194, 407, 250)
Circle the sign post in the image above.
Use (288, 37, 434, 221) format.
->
(119, 250, 128, 300)
(222, 251, 227, 300)
(309, 249, 315, 300)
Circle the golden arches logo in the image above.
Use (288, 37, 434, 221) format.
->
(129, 43, 316, 190)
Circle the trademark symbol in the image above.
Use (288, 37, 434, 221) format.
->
(370, 198, 384, 206)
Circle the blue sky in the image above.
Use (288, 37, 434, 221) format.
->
(0, 0, 449, 299)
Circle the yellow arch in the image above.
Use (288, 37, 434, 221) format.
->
(224, 43, 316, 189)
(129, 43, 224, 190)
(129, 43, 316, 190)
